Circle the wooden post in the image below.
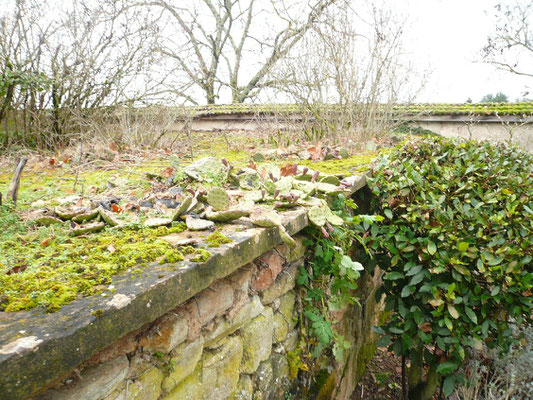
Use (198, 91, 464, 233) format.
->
(7, 157, 28, 207)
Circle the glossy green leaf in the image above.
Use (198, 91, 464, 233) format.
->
(427, 241, 437, 255)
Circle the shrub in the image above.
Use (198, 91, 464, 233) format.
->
(364, 137, 532, 399)
(455, 325, 532, 399)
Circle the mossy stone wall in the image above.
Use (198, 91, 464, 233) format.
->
(29, 235, 382, 400)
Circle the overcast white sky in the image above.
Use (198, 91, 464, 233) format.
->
(395, 0, 531, 103)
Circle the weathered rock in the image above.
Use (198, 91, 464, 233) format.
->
(204, 296, 264, 347)
(226, 264, 253, 292)
(139, 312, 188, 354)
(161, 362, 203, 400)
(283, 330, 299, 353)
(202, 336, 243, 400)
(40, 356, 129, 400)
(272, 312, 288, 343)
(240, 308, 274, 374)
(161, 338, 204, 393)
(125, 366, 164, 400)
(232, 374, 253, 400)
(274, 236, 307, 263)
(71, 209, 99, 223)
(186, 216, 214, 231)
(260, 263, 298, 305)
(70, 222, 105, 236)
(144, 217, 172, 228)
(186, 281, 234, 341)
(256, 251, 284, 280)
(278, 292, 297, 331)
(251, 268, 274, 291)
(253, 360, 273, 400)
(160, 231, 204, 247)
(184, 157, 226, 182)
(269, 354, 291, 399)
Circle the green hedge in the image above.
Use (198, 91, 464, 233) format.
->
(365, 137, 532, 398)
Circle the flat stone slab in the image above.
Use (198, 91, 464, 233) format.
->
(0, 175, 367, 400)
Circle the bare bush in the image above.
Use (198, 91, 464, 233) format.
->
(0, 0, 159, 149)
(456, 326, 533, 400)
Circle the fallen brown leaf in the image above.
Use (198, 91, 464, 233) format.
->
(111, 204, 123, 213)
(40, 237, 52, 247)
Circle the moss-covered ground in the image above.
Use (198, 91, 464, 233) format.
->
(0, 131, 384, 313)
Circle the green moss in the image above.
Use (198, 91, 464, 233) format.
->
(160, 250, 185, 264)
(297, 152, 378, 175)
(204, 231, 233, 247)
(190, 248, 211, 263)
(0, 221, 187, 313)
(354, 340, 378, 383)
(91, 309, 104, 317)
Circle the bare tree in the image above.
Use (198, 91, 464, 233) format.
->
(134, 0, 338, 104)
(265, 1, 425, 141)
(483, 1, 533, 79)
(0, 0, 160, 148)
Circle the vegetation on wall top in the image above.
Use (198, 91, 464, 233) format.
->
(186, 102, 533, 118)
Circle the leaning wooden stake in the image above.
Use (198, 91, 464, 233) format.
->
(7, 157, 28, 207)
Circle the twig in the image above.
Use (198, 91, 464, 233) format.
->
(186, 119, 194, 161)
(401, 354, 407, 400)
(7, 157, 28, 207)
(73, 143, 83, 192)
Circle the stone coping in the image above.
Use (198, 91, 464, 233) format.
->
(189, 111, 533, 124)
(0, 175, 367, 400)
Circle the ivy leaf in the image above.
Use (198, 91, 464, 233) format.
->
(427, 241, 437, 255)
(384, 209, 393, 219)
(312, 320, 332, 345)
(340, 255, 364, 272)
(491, 286, 501, 296)
(443, 375, 456, 397)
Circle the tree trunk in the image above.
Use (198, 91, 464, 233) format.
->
(407, 346, 441, 400)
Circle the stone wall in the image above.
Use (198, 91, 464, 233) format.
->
(28, 234, 381, 400)
(34, 240, 303, 400)
(409, 119, 533, 152)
